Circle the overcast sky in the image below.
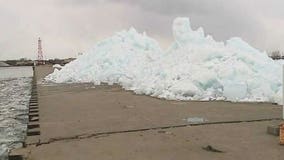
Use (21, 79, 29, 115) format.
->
(0, 0, 283, 60)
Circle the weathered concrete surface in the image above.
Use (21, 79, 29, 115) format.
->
(16, 65, 284, 159)
(26, 121, 284, 160)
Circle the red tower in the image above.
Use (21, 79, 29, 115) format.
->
(37, 37, 44, 65)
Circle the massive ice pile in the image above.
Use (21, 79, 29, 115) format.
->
(45, 17, 282, 104)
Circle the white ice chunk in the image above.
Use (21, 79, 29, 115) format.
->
(44, 17, 283, 104)
(223, 82, 247, 101)
(53, 64, 63, 69)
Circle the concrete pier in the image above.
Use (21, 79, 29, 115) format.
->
(10, 65, 284, 160)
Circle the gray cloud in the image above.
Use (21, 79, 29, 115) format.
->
(0, 0, 283, 60)
(112, 0, 266, 43)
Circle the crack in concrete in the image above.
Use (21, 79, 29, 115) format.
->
(27, 117, 282, 147)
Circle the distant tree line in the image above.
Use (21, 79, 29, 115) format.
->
(4, 57, 76, 66)
(46, 58, 76, 65)
(269, 50, 284, 60)
(5, 58, 33, 66)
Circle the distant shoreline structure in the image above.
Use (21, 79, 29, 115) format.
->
(0, 58, 75, 67)
(269, 50, 284, 60)
(270, 56, 284, 60)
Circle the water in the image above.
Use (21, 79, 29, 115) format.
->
(0, 67, 33, 159)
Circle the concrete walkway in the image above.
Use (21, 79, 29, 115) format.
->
(11, 65, 284, 160)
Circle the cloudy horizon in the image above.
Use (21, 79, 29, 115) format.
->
(0, 0, 283, 60)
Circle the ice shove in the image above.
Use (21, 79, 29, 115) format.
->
(45, 17, 282, 104)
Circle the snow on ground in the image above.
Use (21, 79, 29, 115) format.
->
(45, 17, 282, 104)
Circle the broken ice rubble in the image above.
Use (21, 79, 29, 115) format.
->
(45, 17, 282, 104)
